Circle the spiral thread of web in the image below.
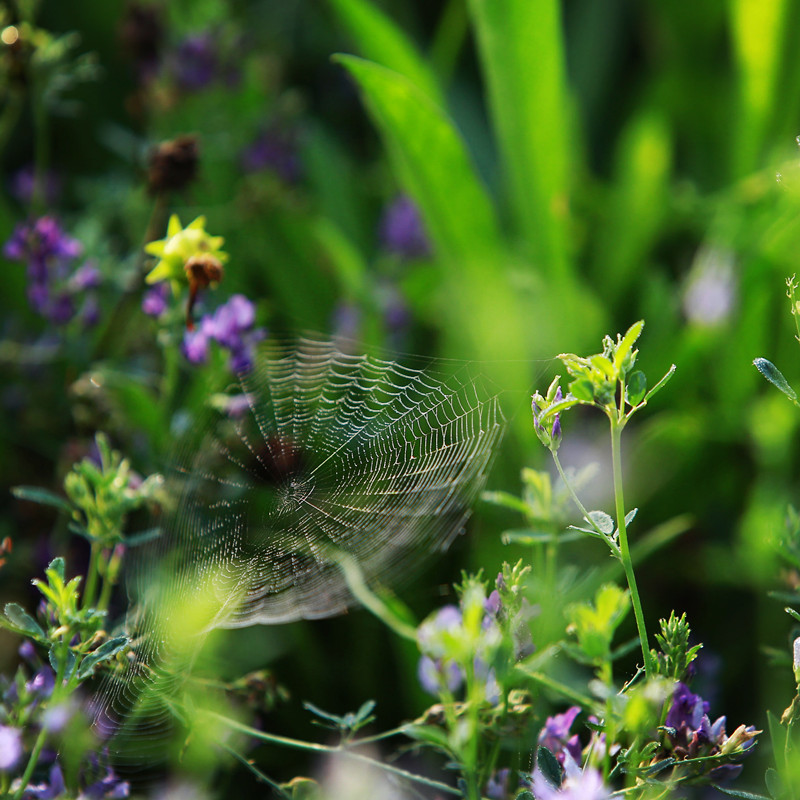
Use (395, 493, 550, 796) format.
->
(96, 337, 505, 769)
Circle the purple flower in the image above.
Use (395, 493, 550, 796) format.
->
(3, 217, 92, 325)
(23, 763, 65, 798)
(0, 725, 22, 771)
(539, 706, 583, 766)
(485, 589, 501, 617)
(182, 328, 210, 365)
(4, 217, 82, 279)
(533, 757, 610, 800)
(82, 761, 130, 799)
(379, 195, 431, 259)
(203, 294, 255, 348)
(240, 127, 301, 183)
(26, 666, 55, 700)
(551, 387, 563, 443)
(19, 640, 37, 664)
(666, 682, 708, 731)
(183, 295, 265, 374)
(9, 166, 61, 206)
(417, 605, 462, 658)
(485, 768, 510, 799)
(418, 655, 464, 696)
(173, 33, 218, 90)
(142, 282, 170, 317)
(69, 261, 102, 291)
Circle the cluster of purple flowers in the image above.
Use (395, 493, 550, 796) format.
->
(182, 294, 266, 373)
(532, 757, 611, 800)
(483, 706, 611, 799)
(661, 682, 758, 781)
(538, 706, 583, 766)
(3, 217, 101, 326)
(416, 590, 503, 703)
(0, 643, 129, 798)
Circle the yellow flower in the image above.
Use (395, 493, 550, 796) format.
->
(144, 214, 228, 292)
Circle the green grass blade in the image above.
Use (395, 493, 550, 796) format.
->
(328, 0, 443, 105)
(466, 0, 571, 279)
(729, 0, 789, 176)
(333, 54, 534, 436)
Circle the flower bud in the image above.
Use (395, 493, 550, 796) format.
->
(147, 135, 199, 194)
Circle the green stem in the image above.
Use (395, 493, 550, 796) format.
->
(219, 741, 291, 799)
(522, 670, 593, 708)
(610, 419, 652, 678)
(82, 541, 101, 610)
(11, 726, 47, 800)
(600, 661, 613, 783)
(552, 451, 620, 555)
(12, 635, 69, 800)
(205, 711, 461, 796)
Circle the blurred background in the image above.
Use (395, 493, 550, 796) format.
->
(2, 0, 800, 791)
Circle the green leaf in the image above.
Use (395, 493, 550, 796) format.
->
(46, 557, 65, 583)
(754, 358, 798, 401)
(333, 56, 501, 269)
(570, 378, 595, 403)
(501, 529, 584, 546)
(12, 486, 72, 514)
(327, 0, 443, 105)
(333, 54, 532, 410)
(644, 758, 676, 777)
(729, 0, 790, 176)
(77, 636, 129, 680)
(49, 645, 77, 680)
(536, 745, 563, 788)
(624, 508, 638, 527)
(588, 510, 614, 535)
(643, 364, 676, 403)
(765, 767, 781, 799)
(467, 0, 570, 278)
(767, 710, 787, 767)
(124, 527, 162, 547)
(595, 112, 671, 299)
(3, 603, 46, 640)
(615, 320, 645, 369)
(481, 491, 531, 515)
(626, 371, 647, 406)
(786, 607, 800, 624)
(710, 786, 770, 800)
(304, 702, 350, 729)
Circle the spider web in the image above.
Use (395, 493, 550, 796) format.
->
(97, 336, 505, 767)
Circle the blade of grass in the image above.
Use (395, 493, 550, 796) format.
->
(466, 0, 571, 280)
(328, 0, 443, 105)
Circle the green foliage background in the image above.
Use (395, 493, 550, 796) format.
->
(3, 0, 800, 792)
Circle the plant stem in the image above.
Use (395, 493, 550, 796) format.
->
(610, 419, 652, 678)
(552, 451, 620, 555)
(82, 542, 101, 610)
(12, 635, 70, 800)
(11, 726, 47, 800)
(205, 711, 462, 796)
